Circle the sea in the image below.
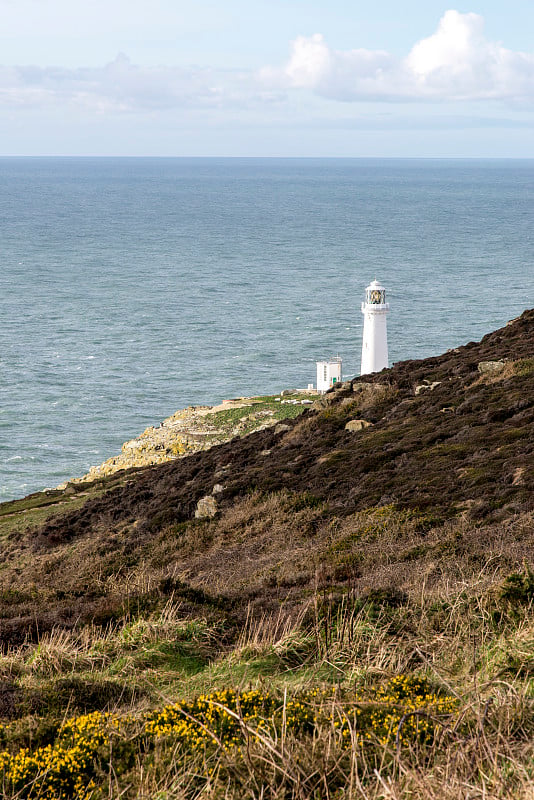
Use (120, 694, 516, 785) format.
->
(1, 158, 533, 501)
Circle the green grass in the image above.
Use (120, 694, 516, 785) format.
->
(0, 490, 534, 797)
(210, 394, 311, 434)
(0, 498, 87, 543)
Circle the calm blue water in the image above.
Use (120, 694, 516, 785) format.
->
(1, 158, 533, 500)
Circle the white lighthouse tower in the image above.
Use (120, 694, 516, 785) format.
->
(361, 279, 389, 375)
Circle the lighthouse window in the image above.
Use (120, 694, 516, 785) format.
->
(324, 366, 328, 381)
(370, 289, 384, 304)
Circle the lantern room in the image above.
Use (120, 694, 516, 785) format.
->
(364, 279, 387, 308)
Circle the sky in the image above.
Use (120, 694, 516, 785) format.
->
(2, 1, 534, 156)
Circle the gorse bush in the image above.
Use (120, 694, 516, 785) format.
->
(0, 711, 112, 799)
(145, 688, 314, 749)
(347, 675, 458, 748)
(0, 678, 458, 798)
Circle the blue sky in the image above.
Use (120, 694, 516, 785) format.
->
(2, 1, 534, 156)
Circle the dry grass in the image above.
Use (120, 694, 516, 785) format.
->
(1, 565, 534, 798)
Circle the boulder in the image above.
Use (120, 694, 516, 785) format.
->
(345, 419, 372, 432)
(415, 381, 441, 395)
(477, 360, 506, 374)
(332, 382, 352, 395)
(194, 495, 218, 519)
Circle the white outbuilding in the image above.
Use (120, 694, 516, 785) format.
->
(316, 357, 342, 393)
(361, 279, 389, 375)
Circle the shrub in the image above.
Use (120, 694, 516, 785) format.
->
(500, 565, 534, 606)
(145, 688, 314, 750)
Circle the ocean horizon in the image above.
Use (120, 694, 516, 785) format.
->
(1, 157, 533, 501)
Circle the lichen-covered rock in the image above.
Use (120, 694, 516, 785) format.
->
(478, 360, 506, 374)
(345, 419, 372, 432)
(195, 495, 218, 519)
(415, 381, 442, 395)
(61, 391, 315, 489)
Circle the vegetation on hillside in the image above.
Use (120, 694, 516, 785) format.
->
(0, 310, 533, 798)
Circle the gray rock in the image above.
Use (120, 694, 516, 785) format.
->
(195, 495, 218, 519)
(345, 419, 372, 432)
(281, 389, 297, 396)
(477, 360, 506, 374)
(212, 483, 224, 495)
(415, 381, 441, 395)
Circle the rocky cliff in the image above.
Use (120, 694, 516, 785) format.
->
(62, 391, 315, 486)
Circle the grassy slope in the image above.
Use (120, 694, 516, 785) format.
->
(0, 311, 533, 798)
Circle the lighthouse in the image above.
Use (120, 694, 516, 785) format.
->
(361, 279, 389, 375)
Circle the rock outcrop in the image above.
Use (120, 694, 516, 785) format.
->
(61, 391, 316, 487)
(345, 419, 373, 432)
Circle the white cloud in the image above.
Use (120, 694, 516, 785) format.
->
(284, 34, 332, 89)
(0, 54, 266, 112)
(405, 10, 534, 100)
(275, 33, 394, 99)
(1, 11, 534, 114)
(263, 10, 534, 103)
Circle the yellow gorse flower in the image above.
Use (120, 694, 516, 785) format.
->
(0, 710, 115, 799)
(144, 688, 314, 750)
(0, 677, 457, 796)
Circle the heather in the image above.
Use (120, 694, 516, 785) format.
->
(0, 311, 533, 798)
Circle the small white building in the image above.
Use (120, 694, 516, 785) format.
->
(316, 357, 342, 393)
(361, 279, 389, 375)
